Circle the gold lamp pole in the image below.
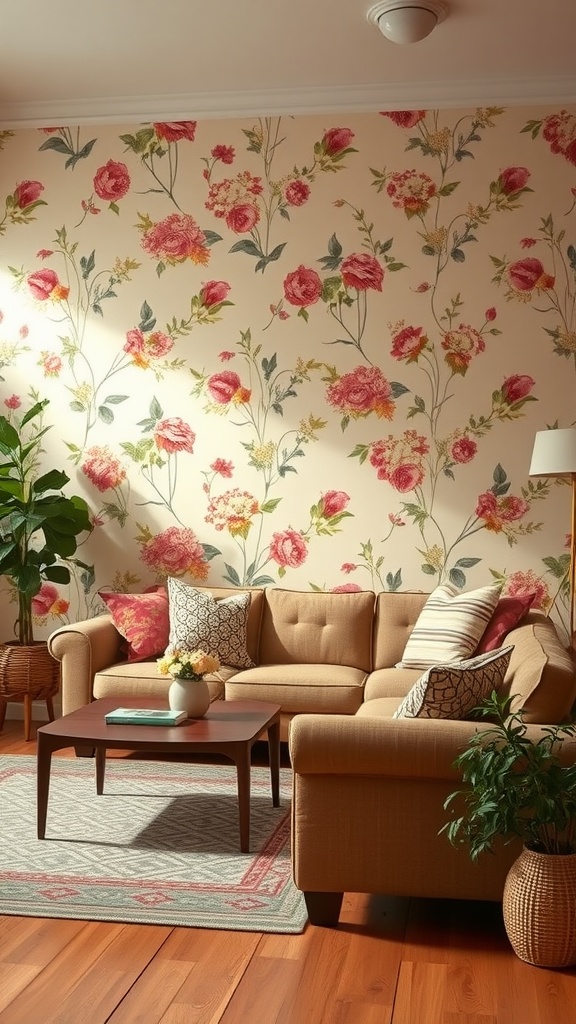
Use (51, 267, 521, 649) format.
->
(529, 427, 576, 644)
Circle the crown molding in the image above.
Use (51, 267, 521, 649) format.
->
(1, 76, 575, 128)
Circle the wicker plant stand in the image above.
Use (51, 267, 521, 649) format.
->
(0, 641, 60, 742)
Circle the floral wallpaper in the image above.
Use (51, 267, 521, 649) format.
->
(0, 106, 574, 643)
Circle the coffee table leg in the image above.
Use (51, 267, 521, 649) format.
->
(235, 748, 251, 853)
(37, 732, 52, 839)
(268, 719, 280, 807)
(95, 746, 106, 794)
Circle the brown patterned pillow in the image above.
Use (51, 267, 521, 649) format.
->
(393, 645, 514, 720)
(166, 578, 255, 669)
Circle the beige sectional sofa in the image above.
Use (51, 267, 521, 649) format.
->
(48, 585, 576, 922)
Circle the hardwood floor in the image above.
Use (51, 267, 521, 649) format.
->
(1, 718, 576, 1024)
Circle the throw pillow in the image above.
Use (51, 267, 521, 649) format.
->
(397, 582, 502, 670)
(475, 593, 536, 654)
(99, 586, 169, 661)
(166, 578, 255, 669)
(393, 644, 514, 720)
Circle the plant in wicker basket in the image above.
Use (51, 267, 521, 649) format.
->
(0, 398, 92, 735)
(442, 690, 576, 967)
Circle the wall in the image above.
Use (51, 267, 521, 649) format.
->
(0, 106, 574, 641)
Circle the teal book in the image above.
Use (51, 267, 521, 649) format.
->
(104, 707, 187, 725)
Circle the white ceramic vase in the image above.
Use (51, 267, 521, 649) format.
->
(167, 675, 211, 718)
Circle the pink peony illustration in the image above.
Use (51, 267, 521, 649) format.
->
(505, 569, 550, 610)
(211, 144, 235, 164)
(381, 110, 426, 128)
(153, 121, 197, 142)
(284, 180, 310, 206)
(283, 265, 323, 307)
(497, 166, 530, 195)
(14, 180, 44, 208)
(322, 128, 354, 156)
(506, 257, 555, 292)
(210, 458, 234, 477)
(40, 353, 63, 377)
(326, 365, 395, 420)
(32, 582, 69, 617)
(501, 374, 535, 404)
(93, 160, 130, 202)
(154, 418, 195, 454)
(542, 110, 576, 166)
(200, 280, 231, 307)
(140, 526, 209, 578)
(27, 268, 69, 302)
(386, 170, 436, 215)
(81, 446, 126, 492)
(225, 204, 259, 233)
(450, 437, 477, 464)
(141, 213, 210, 265)
(441, 324, 485, 374)
(475, 491, 530, 532)
(369, 431, 429, 492)
(391, 325, 428, 362)
(269, 529, 308, 568)
(319, 490, 350, 518)
(341, 253, 384, 292)
(207, 370, 244, 404)
(124, 328, 174, 366)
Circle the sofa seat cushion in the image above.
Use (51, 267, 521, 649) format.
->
(356, 697, 403, 718)
(93, 659, 227, 702)
(225, 664, 367, 715)
(364, 666, 422, 702)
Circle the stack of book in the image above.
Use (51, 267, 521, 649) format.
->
(104, 707, 187, 725)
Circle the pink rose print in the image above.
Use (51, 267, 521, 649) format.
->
(154, 121, 197, 142)
(32, 582, 69, 618)
(40, 353, 63, 377)
(284, 180, 310, 206)
(485, 307, 497, 321)
(341, 253, 384, 292)
(211, 144, 235, 164)
(205, 488, 260, 536)
(450, 437, 477, 464)
(331, 583, 362, 593)
(141, 526, 209, 579)
(225, 204, 259, 233)
(501, 374, 535, 404)
(386, 170, 436, 215)
(154, 418, 195, 454)
(505, 569, 550, 611)
(388, 464, 424, 492)
(542, 110, 576, 166)
(81, 446, 126, 492)
(269, 529, 308, 568)
(124, 328, 174, 367)
(507, 258, 555, 292)
(200, 280, 231, 307)
(319, 491, 350, 518)
(14, 180, 44, 208)
(475, 491, 530, 532)
(391, 325, 428, 362)
(141, 213, 210, 266)
(205, 171, 263, 221)
(4, 395, 21, 409)
(381, 110, 426, 128)
(322, 128, 355, 156)
(210, 458, 233, 477)
(93, 160, 130, 202)
(369, 431, 429, 492)
(283, 266, 323, 307)
(27, 268, 69, 302)
(497, 166, 530, 195)
(327, 365, 395, 420)
(441, 324, 485, 375)
(207, 370, 251, 405)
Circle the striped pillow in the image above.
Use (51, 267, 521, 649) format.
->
(396, 582, 502, 670)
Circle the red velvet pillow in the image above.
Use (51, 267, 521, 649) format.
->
(475, 593, 536, 654)
(99, 586, 169, 661)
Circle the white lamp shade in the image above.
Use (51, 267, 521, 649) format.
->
(529, 427, 576, 477)
(367, 2, 447, 44)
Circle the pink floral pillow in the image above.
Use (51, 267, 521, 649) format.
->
(475, 592, 535, 654)
(99, 587, 169, 661)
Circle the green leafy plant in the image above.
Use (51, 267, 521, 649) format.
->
(442, 690, 576, 858)
(0, 398, 92, 645)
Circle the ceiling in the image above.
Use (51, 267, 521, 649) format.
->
(1, 0, 575, 128)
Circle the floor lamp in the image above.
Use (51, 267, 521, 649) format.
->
(529, 427, 576, 644)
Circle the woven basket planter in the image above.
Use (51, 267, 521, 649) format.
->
(503, 847, 576, 967)
(0, 641, 60, 701)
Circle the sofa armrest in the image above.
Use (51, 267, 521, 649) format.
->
(48, 614, 125, 716)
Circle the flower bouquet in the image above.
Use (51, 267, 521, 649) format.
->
(157, 647, 220, 680)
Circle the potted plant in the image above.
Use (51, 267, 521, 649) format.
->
(442, 689, 576, 967)
(0, 397, 92, 733)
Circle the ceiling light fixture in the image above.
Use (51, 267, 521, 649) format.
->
(367, 1, 448, 44)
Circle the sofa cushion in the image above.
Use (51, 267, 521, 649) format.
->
(393, 645, 514, 720)
(364, 665, 422, 702)
(499, 613, 576, 723)
(258, 588, 374, 670)
(167, 578, 255, 668)
(397, 582, 501, 670)
(475, 592, 535, 653)
(225, 663, 367, 715)
(372, 591, 429, 670)
(98, 587, 169, 661)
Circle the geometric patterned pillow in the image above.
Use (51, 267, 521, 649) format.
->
(166, 577, 255, 669)
(393, 644, 514, 720)
(99, 586, 169, 661)
(396, 582, 502, 670)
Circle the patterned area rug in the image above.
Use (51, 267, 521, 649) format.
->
(0, 755, 308, 933)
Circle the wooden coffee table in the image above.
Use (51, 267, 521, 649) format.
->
(36, 697, 281, 853)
